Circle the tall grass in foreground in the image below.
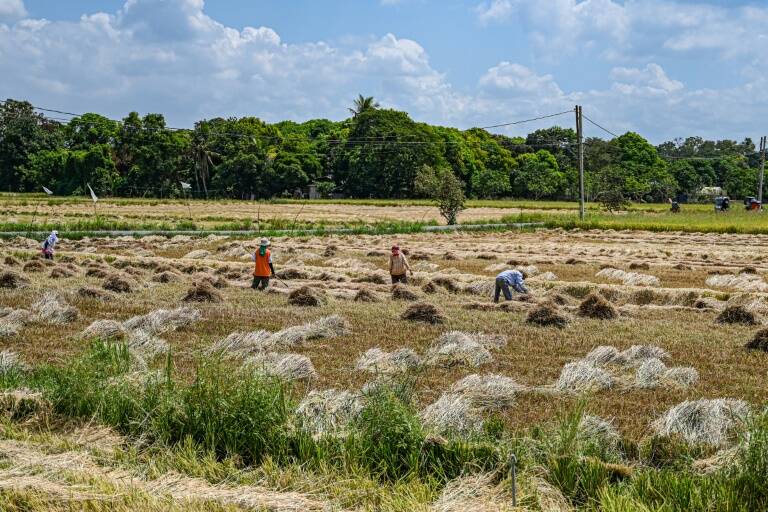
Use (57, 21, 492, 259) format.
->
(1, 341, 767, 509)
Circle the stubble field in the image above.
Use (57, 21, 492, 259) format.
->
(1, 224, 767, 510)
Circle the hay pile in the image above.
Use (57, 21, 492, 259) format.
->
(247, 352, 317, 382)
(323, 244, 338, 257)
(424, 331, 505, 368)
(526, 304, 569, 328)
(182, 249, 211, 259)
(77, 286, 116, 301)
(123, 307, 201, 336)
(421, 393, 483, 436)
(287, 286, 326, 307)
(211, 315, 350, 355)
(400, 302, 445, 324)
(555, 362, 614, 393)
(652, 399, 750, 447)
(463, 281, 495, 297)
(578, 293, 618, 320)
(449, 374, 524, 409)
(151, 270, 179, 283)
(352, 272, 389, 285)
(277, 268, 310, 280)
(715, 305, 757, 325)
(295, 389, 362, 437)
(0, 308, 30, 338)
(432, 473, 514, 512)
(31, 293, 78, 324)
(353, 288, 380, 302)
(391, 283, 419, 301)
(634, 358, 699, 389)
(431, 275, 461, 293)
(0, 350, 26, 374)
(629, 261, 650, 270)
(85, 266, 111, 278)
(3, 256, 19, 266)
(81, 320, 128, 340)
(596, 267, 660, 287)
(578, 415, 622, 451)
(745, 328, 768, 352)
(22, 260, 46, 273)
(0, 270, 29, 289)
(422, 281, 438, 294)
(102, 273, 134, 293)
(182, 281, 223, 303)
(706, 273, 768, 292)
(355, 347, 422, 375)
(49, 266, 76, 279)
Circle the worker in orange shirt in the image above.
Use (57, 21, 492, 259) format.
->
(251, 238, 276, 290)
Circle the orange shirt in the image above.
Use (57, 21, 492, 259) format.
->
(253, 249, 272, 277)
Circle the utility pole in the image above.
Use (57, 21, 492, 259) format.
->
(575, 105, 585, 220)
(759, 135, 766, 209)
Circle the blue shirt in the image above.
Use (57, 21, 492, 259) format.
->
(496, 270, 528, 292)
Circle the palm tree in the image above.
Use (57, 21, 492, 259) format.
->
(348, 95, 379, 117)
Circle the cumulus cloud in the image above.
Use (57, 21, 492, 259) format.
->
(1, 0, 767, 143)
(610, 63, 683, 94)
(475, 0, 513, 25)
(0, 0, 26, 21)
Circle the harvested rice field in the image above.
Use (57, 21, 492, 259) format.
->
(1, 227, 768, 510)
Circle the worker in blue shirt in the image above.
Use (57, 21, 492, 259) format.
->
(494, 269, 529, 303)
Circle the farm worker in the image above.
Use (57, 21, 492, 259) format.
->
(389, 244, 413, 284)
(494, 269, 529, 303)
(40, 230, 58, 260)
(251, 238, 275, 290)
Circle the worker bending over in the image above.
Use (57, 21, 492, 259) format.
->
(494, 269, 528, 303)
(41, 230, 58, 260)
(252, 238, 276, 290)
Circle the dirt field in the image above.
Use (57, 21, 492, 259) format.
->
(2, 228, 767, 441)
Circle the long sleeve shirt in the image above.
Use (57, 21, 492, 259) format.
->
(389, 253, 410, 276)
(496, 269, 528, 293)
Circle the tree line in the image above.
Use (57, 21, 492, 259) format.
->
(0, 97, 762, 202)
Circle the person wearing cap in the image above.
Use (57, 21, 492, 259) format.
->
(41, 230, 59, 260)
(389, 245, 412, 284)
(494, 268, 529, 303)
(251, 238, 275, 290)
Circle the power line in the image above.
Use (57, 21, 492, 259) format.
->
(478, 110, 574, 130)
(581, 113, 620, 138)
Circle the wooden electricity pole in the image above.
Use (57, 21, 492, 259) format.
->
(575, 105, 585, 220)
(759, 135, 766, 209)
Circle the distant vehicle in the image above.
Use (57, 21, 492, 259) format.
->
(744, 197, 761, 210)
(714, 196, 730, 212)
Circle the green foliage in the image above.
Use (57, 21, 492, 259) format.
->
(0, 97, 764, 201)
(415, 164, 466, 224)
(513, 150, 566, 199)
(352, 389, 423, 480)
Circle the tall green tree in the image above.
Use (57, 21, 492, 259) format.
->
(0, 99, 63, 191)
(348, 95, 380, 117)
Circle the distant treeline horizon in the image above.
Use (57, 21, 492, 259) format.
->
(0, 97, 762, 202)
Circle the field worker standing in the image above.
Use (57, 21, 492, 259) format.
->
(494, 268, 529, 303)
(252, 238, 275, 290)
(41, 230, 58, 260)
(389, 244, 413, 284)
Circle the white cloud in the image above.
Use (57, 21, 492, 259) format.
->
(0, 0, 464, 126)
(0, 0, 26, 21)
(475, 0, 513, 25)
(1, 0, 767, 143)
(610, 63, 683, 94)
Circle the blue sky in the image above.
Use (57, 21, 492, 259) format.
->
(3, 0, 768, 143)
